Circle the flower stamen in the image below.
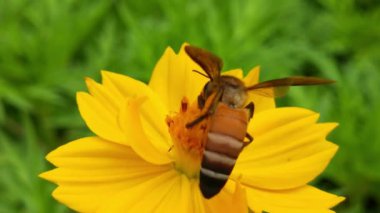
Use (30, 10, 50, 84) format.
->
(166, 97, 209, 177)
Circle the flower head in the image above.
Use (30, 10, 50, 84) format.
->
(41, 44, 344, 212)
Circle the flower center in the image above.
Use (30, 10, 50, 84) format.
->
(166, 97, 210, 178)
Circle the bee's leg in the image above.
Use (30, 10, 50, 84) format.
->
(197, 95, 205, 109)
(185, 113, 210, 128)
(243, 102, 255, 146)
(245, 102, 255, 119)
(186, 90, 223, 128)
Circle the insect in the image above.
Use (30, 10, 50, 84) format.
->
(184, 45, 335, 199)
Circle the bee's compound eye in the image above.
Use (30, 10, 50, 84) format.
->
(204, 82, 215, 98)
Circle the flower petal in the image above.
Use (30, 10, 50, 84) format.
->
(101, 71, 172, 148)
(204, 181, 248, 213)
(191, 180, 207, 213)
(223, 69, 243, 78)
(40, 137, 171, 213)
(76, 92, 125, 143)
(100, 70, 126, 100)
(244, 66, 275, 113)
(154, 175, 193, 212)
(97, 170, 180, 213)
(149, 45, 208, 112)
(243, 66, 260, 85)
(233, 107, 339, 190)
(118, 96, 172, 165)
(245, 185, 345, 213)
(101, 70, 169, 117)
(85, 77, 122, 113)
(247, 107, 319, 138)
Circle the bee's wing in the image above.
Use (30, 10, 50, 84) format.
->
(246, 76, 335, 98)
(249, 87, 290, 98)
(185, 45, 223, 80)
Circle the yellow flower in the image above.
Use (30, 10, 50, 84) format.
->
(40, 44, 344, 213)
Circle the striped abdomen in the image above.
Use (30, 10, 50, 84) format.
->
(199, 103, 249, 199)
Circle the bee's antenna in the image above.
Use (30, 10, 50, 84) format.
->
(192, 70, 210, 79)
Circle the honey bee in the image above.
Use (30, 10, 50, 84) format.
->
(184, 45, 334, 199)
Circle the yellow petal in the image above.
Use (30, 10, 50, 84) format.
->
(245, 185, 345, 213)
(191, 180, 207, 213)
(76, 92, 125, 143)
(100, 71, 168, 115)
(101, 70, 172, 147)
(97, 170, 180, 213)
(237, 142, 337, 190)
(40, 137, 171, 213)
(247, 107, 318, 137)
(100, 70, 127, 100)
(154, 174, 192, 212)
(246, 88, 276, 114)
(243, 66, 276, 113)
(204, 181, 248, 213)
(243, 66, 260, 85)
(85, 77, 122, 113)
(119, 96, 172, 165)
(149, 44, 208, 112)
(233, 107, 339, 190)
(148, 47, 176, 109)
(223, 69, 243, 78)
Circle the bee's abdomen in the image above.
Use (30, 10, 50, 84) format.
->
(200, 132, 244, 198)
(199, 103, 248, 199)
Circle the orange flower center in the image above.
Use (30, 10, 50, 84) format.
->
(166, 97, 210, 178)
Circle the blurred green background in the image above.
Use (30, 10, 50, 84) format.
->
(0, 0, 379, 212)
